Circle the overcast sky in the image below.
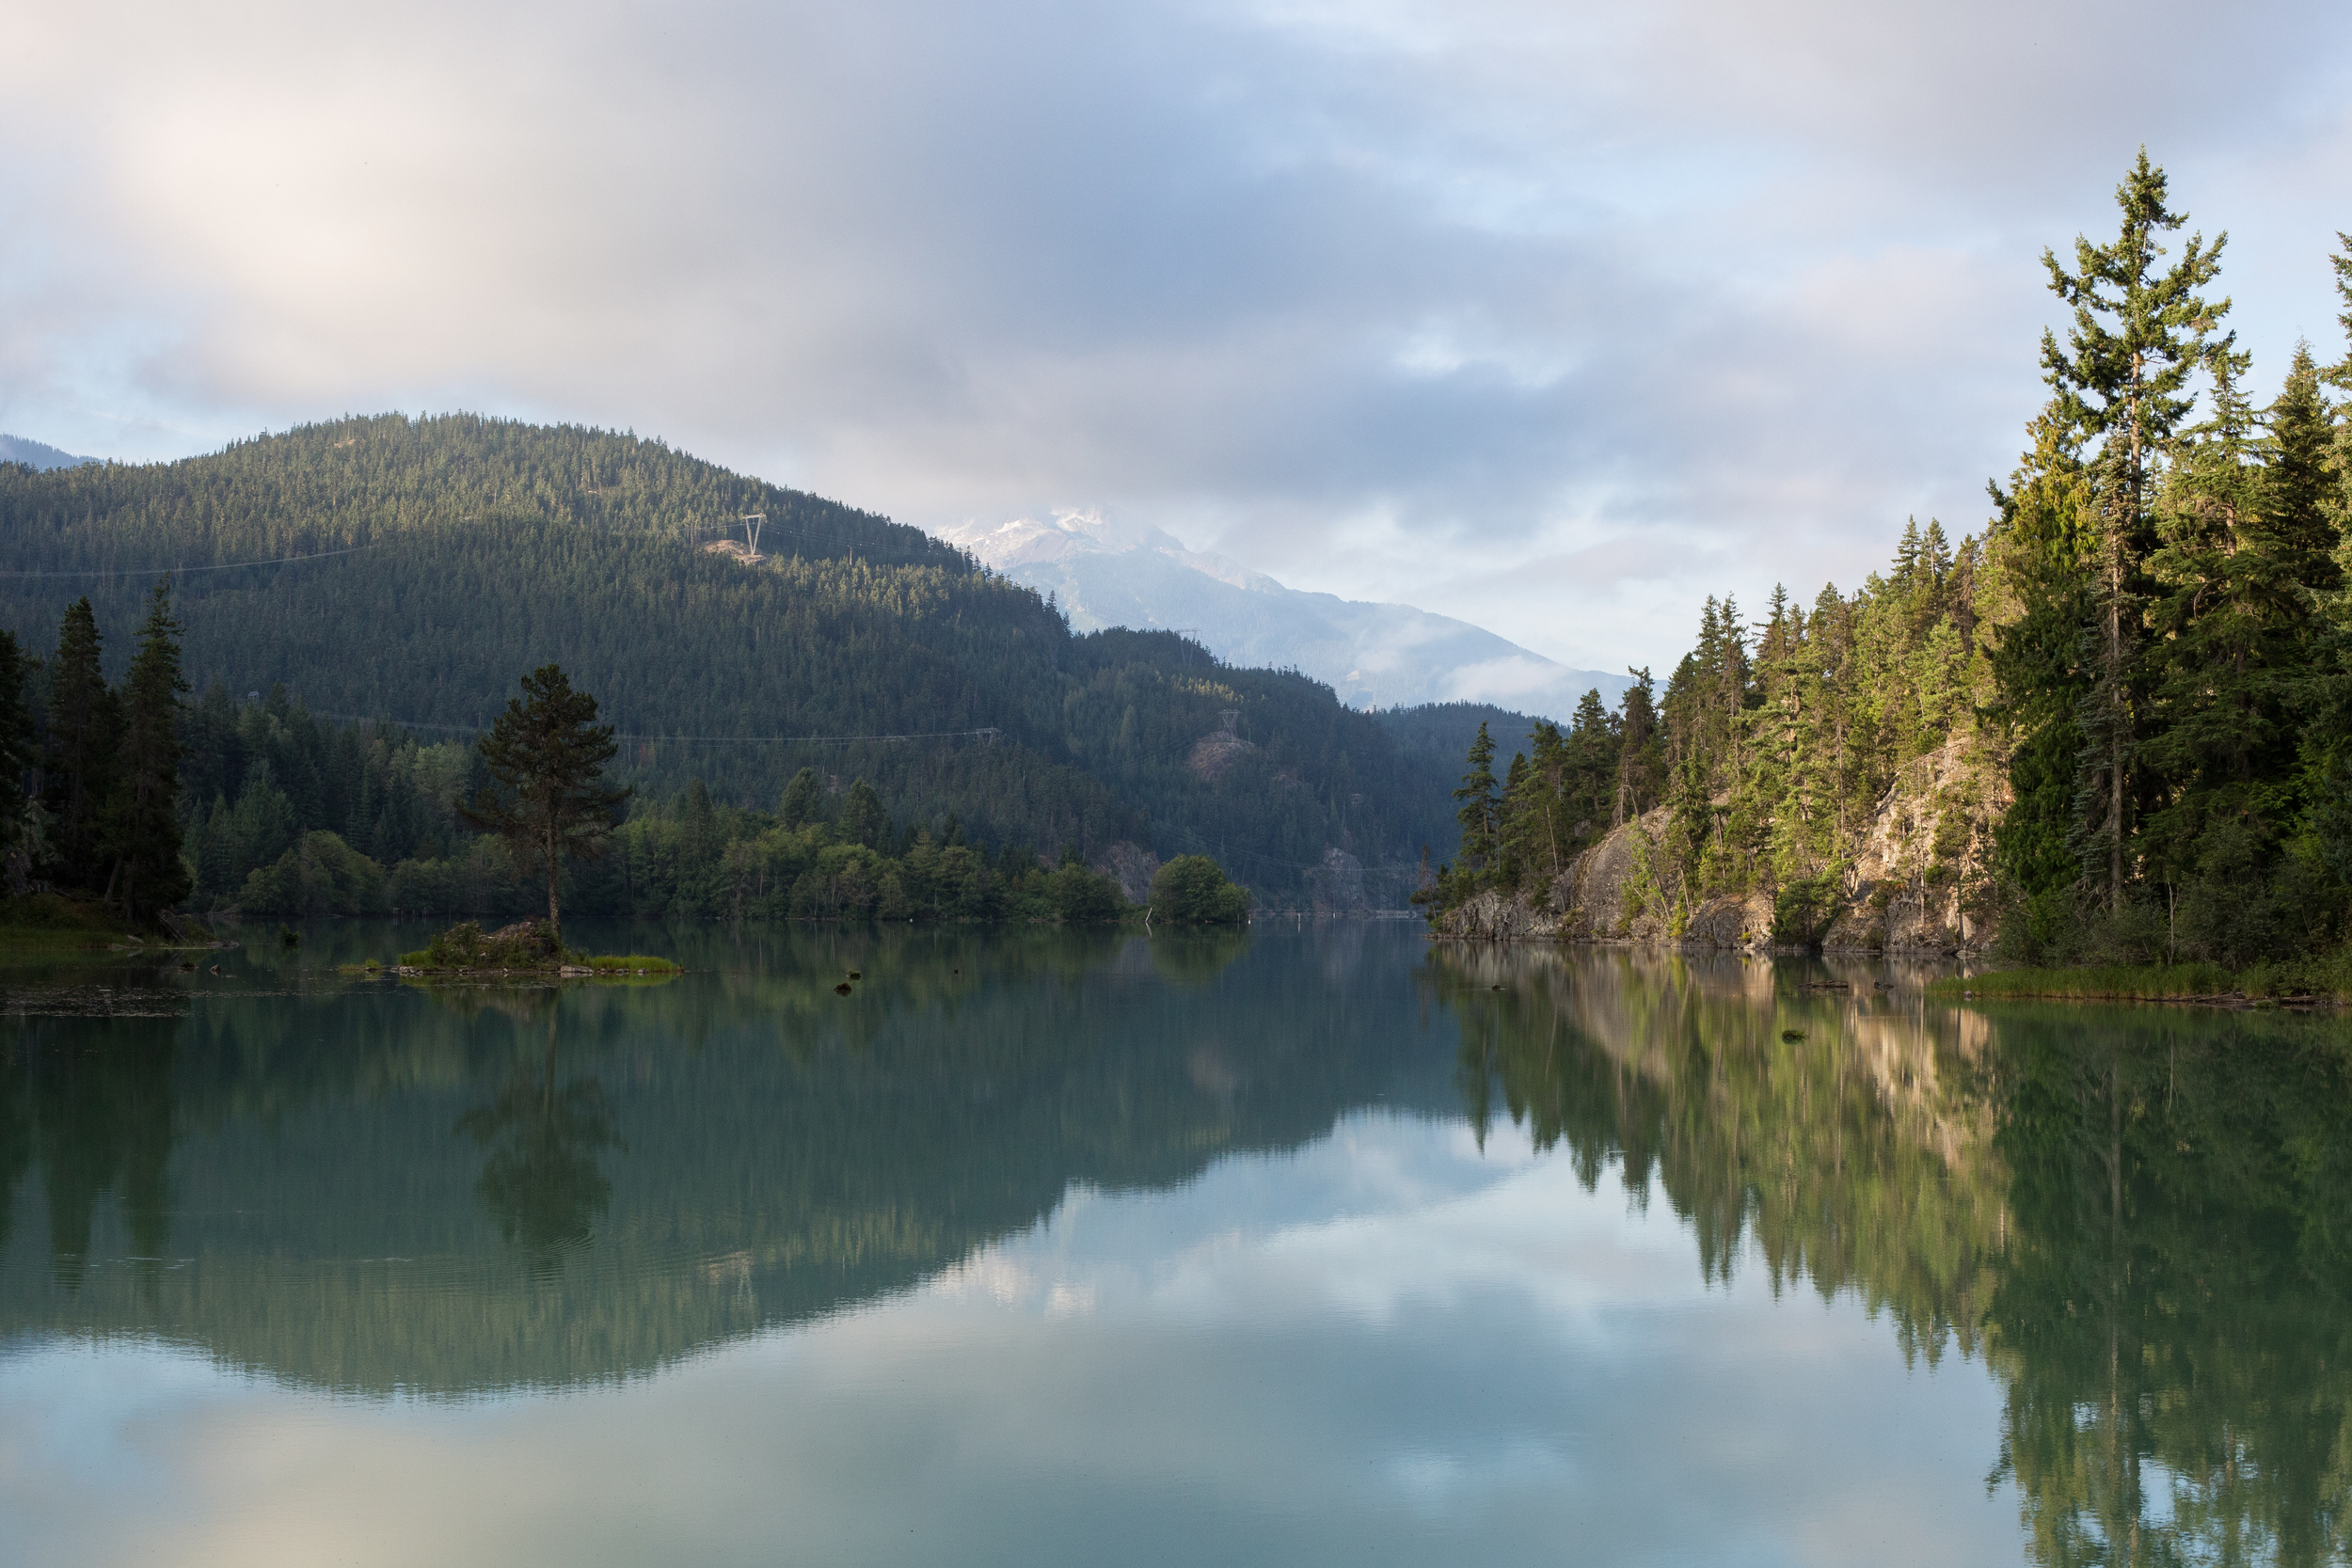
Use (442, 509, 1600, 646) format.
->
(5, 0, 2349, 672)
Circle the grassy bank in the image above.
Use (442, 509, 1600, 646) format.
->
(346, 953, 683, 978)
(374, 921, 683, 977)
(0, 894, 148, 951)
(1931, 952, 2352, 1005)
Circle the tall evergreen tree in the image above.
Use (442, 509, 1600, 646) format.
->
(779, 767, 821, 829)
(1451, 723, 1500, 883)
(2035, 149, 2229, 908)
(104, 580, 192, 923)
(1613, 669, 1660, 827)
(42, 597, 119, 892)
(460, 665, 631, 940)
(0, 629, 33, 872)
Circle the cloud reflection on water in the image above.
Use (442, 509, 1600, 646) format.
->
(2, 1111, 2018, 1568)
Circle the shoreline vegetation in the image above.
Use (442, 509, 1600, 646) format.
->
(1929, 957, 2352, 1006)
(1415, 153, 2352, 1007)
(331, 919, 688, 979)
(0, 589, 1263, 957)
(0, 892, 222, 953)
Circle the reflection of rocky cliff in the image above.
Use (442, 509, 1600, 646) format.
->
(1429, 944, 2006, 1359)
(0, 926, 1454, 1397)
(1429, 944, 2352, 1567)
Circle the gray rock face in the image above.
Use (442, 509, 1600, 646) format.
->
(1091, 841, 1161, 906)
(1304, 847, 1367, 914)
(1433, 732, 2010, 954)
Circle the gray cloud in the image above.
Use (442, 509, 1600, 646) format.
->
(2, 0, 2347, 670)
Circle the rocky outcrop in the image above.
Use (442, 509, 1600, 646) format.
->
(1819, 732, 2007, 955)
(1433, 731, 2010, 953)
(1303, 847, 1367, 914)
(1091, 841, 1161, 906)
(1185, 709, 1256, 784)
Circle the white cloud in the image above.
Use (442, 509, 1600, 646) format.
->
(2, 0, 2347, 670)
(0, 1116, 2022, 1568)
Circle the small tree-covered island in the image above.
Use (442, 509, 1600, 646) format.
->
(1419, 154, 2352, 1002)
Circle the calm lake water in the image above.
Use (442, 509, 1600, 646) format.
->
(3, 921, 2348, 1566)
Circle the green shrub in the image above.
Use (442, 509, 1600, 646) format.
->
(237, 831, 386, 916)
(1149, 856, 1249, 926)
(1047, 862, 1126, 925)
(1771, 873, 1842, 947)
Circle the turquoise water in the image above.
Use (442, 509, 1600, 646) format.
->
(3, 923, 2346, 1565)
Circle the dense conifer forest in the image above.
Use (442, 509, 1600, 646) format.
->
(1427, 153, 2352, 972)
(0, 415, 1462, 915)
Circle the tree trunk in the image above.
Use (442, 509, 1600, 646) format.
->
(2110, 578, 2124, 912)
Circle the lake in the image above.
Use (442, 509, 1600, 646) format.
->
(3, 921, 2347, 1566)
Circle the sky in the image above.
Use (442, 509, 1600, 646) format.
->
(4, 0, 2350, 673)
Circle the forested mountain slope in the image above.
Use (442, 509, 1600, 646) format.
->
(0, 415, 1456, 908)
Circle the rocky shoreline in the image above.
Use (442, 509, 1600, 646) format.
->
(1429, 735, 2003, 958)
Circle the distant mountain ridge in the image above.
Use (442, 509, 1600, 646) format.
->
(940, 511, 1629, 720)
(0, 434, 97, 470)
(0, 414, 1463, 908)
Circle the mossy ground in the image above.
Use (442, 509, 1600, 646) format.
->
(0, 894, 215, 951)
(1931, 950, 2352, 1005)
(360, 920, 682, 977)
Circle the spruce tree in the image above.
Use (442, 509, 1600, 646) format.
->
(43, 597, 119, 893)
(103, 580, 192, 924)
(1612, 670, 1660, 826)
(2035, 150, 2228, 909)
(0, 629, 33, 873)
(780, 767, 821, 829)
(1495, 749, 1535, 891)
(1451, 723, 1499, 884)
(1988, 415, 2097, 949)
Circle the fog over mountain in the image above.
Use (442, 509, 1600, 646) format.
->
(943, 512, 1629, 720)
(0, 434, 96, 470)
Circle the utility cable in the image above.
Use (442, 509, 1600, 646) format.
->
(0, 545, 373, 579)
(306, 710, 1006, 747)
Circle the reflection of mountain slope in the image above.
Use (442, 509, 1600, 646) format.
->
(944, 513, 1628, 719)
(0, 925, 1455, 1396)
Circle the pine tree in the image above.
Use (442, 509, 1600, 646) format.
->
(460, 665, 631, 939)
(1495, 749, 1535, 892)
(103, 580, 192, 923)
(779, 767, 821, 829)
(2036, 150, 2229, 909)
(1613, 670, 1660, 826)
(1451, 723, 1500, 884)
(2262, 341, 2339, 594)
(839, 779, 887, 848)
(0, 629, 33, 871)
(43, 597, 119, 892)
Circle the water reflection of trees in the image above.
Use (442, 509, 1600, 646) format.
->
(1429, 946, 2352, 1566)
(0, 1021, 178, 1291)
(0, 927, 1453, 1395)
(1988, 1012, 2352, 1568)
(454, 1007, 622, 1275)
